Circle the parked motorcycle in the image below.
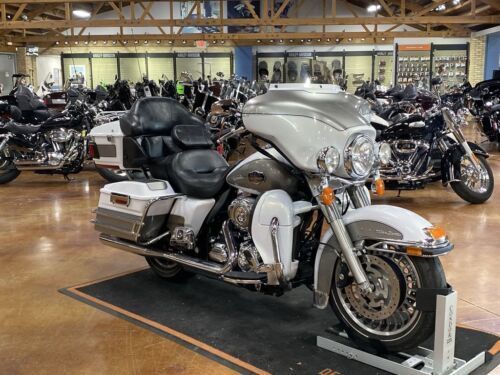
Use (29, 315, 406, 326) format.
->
(466, 79, 500, 143)
(377, 78, 494, 204)
(0, 100, 97, 184)
(93, 87, 452, 352)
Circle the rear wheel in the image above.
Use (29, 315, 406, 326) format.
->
(450, 155, 494, 204)
(145, 257, 190, 280)
(330, 251, 446, 352)
(0, 152, 20, 184)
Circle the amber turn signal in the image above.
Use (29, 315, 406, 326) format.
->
(375, 178, 385, 196)
(426, 226, 447, 240)
(406, 246, 423, 256)
(320, 186, 335, 206)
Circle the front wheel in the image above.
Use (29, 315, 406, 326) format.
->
(330, 251, 446, 352)
(450, 155, 494, 204)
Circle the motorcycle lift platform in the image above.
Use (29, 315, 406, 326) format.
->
(317, 291, 485, 375)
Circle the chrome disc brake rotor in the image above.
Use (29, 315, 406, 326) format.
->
(336, 251, 421, 336)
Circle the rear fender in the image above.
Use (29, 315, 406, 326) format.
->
(313, 204, 452, 309)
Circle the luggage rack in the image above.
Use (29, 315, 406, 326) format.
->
(317, 290, 485, 375)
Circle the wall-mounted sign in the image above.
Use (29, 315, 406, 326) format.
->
(398, 44, 431, 51)
(196, 40, 207, 49)
(177, 52, 201, 58)
(287, 52, 313, 57)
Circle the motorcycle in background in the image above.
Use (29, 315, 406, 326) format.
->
(377, 78, 494, 204)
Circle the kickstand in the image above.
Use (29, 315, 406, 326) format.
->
(397, 189, 402, 197)
(63, 174, 74, 182)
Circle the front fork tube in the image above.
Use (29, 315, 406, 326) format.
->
(347, 184, 371, 208)
(319, 201, 372, 293)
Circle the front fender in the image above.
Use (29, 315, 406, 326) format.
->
(313, 205, 453, 309)
(441, 142, 489, 183)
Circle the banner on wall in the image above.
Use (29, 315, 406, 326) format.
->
(179, 1, 221, 33)
(227, 0, 261, 33)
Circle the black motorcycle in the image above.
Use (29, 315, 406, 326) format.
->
(377, 78, 494, 204)
(0, 100, 96, 184)
(466, 79, 500, 143)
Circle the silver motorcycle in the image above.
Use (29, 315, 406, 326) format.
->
(93, 85, 451, 352)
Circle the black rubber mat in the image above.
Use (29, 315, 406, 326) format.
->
(62, 269, 499, 375)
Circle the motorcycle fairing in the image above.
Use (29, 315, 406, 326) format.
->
(313, 204, 453, 309)
(440, 141, 489, 183)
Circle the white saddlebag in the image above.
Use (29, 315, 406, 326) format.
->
(94, 180, 181, 243)
(90, 120, 125, 169)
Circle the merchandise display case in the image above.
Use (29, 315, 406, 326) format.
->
(345, 53, 373, 93)
(119, 54, 147, 84)
(286, 52, 313, 83)
(176, 53, 203, 80)
(432, 44, 468, 89)
(62, 54, 92, 86)
(147, 54, 175, 82)
(256, 52, 285, 82)
(396, 44, 431, 88)
(314, 52, 344, 83)
(91, 54, 118, 89)
(374, 52, 394, 87)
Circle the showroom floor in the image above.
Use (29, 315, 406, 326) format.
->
(0, 140, 499, 374)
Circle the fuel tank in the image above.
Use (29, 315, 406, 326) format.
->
(226, 149, 301, 197)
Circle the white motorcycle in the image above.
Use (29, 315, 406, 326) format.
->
(92, 85, 451, 352)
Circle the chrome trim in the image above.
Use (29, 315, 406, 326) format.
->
(343, 134, 374, 179)
(99, 220, 238, 275)
(269, 217, 286, 286)
(221, 276, 262, 286)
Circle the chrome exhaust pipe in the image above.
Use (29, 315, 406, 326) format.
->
(99, 222, 237, 276)
(15, 160, 65, 170)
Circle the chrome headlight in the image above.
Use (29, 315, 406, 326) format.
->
(344, 135, 375, 178)
(317, 146, 340, 174)
(378, 142, 392, 165)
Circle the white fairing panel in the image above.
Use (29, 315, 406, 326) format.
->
(168, 197, 215, 235)
(242, 114, 374, 177)
(251, 190, 299, 281)
(90, 120, 125, 169)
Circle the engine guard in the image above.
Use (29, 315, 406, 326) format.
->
(313, 205, 453, 309)
(441, 142, 489, 183)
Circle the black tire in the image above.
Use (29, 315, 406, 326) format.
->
(330, 255, 446, 352)
(0, 157, 20, 184)
(145, 256, 190, 281)
(450, 155, 494, 204)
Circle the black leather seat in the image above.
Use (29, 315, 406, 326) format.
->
(119, 97, 205, 168)
(162, 149, 229, 199)
(4, 122, 41, 134)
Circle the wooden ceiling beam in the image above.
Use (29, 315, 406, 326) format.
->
(412, 0, 449, 17)
(0, 15, 497, 30)
(479, 0, 500, 11)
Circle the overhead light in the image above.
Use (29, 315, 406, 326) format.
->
(306, 39, 311, 43)
(452, 0, 460, 4)
(335, 38, 340, 42)
(123, 40, 127, 44)
(168, 40, 173, 44)
(72, 9, 91, 18)
(74, 41, 79, 45)
(367, 4, 381, 12)
(270, 39, 274, 43)
(326, 38, 331, 42)
(381, 37, 386, 41)
(112, 40, 117, 45)
(103, 40, 107, 44)
(300, 39, 304, 42)
(84, 41, 89, 45)
(7, 41, 13, 46)
(317, 38, 321, 42)
(144, 40, 148, 44)
(93, 41, 97, 45)
(134, 40, 139, 44)
(289, 39, 294, 42)
(361, 38, 365, 41)
(279, 39, 283, 43)
(212, 40, 217, 44)
(257, 39, 261, 43)
(156, 40, 161, 44)
(64, 41, 68, 45)
(220, 40, 225, 44)
(435, 4, 446, 11)
(182, 40, 186, 44)
(348, 38, 352, 42)
(55, 41, 60, 45)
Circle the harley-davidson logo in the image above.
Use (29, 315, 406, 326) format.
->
(248, 170, 265, 184)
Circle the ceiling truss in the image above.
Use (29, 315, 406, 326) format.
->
(0, 0, 498, 48)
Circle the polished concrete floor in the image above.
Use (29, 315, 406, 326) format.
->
(0, 141, 499, 374)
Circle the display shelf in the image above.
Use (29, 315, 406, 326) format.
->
(432, 44, 469, 89)
(374, 52, 394, 87)
(345, 53, 373, 93)
(396, 44, 431, 88)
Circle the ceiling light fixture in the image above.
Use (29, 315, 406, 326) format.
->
(55, 41, 60, 45)
(367, 4, 381, 12)
(279, 39, 283, 43)
(212, 40, 217, 44)
(452, 0, 460, 4)
(123, 40, 128, 44)
(72, 9, 91, 18)
(220, 40, 225, 44)
(435, 4, 446, 11)
(156, 40, 161, 44)
(144, 40, 148, 44)
(112, 40, 117, 45)
(361, 38, 365, 41)
(64, 41, 68, 45)
(168, 40, 173, 44)
(74, 41, 79, 45)
(182, 40, 187, 44)
(257, 39, 261, 43)
(103, 40, 107, 44)
(93, 41, 97, 45)
(348, 38, 352, 42)
(84, 41, 89, 45)
(270, 39, 274, 43)
(381, 37, 386, 41)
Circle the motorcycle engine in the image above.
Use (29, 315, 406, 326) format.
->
(45, 128, 81, 165)
(228, 196, 255, 232)
(381, 140, 430, 177)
